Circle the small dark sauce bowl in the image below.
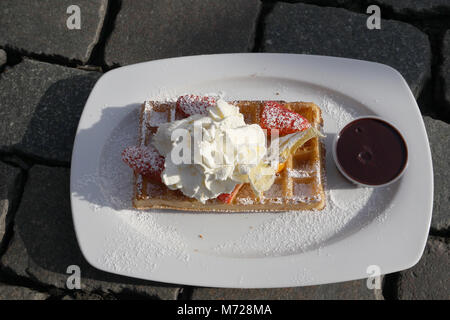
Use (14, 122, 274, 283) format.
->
(332, 116, 408, 187)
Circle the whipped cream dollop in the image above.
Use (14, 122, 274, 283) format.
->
(152, 99, 267, 203)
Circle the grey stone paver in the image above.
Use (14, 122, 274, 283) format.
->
(0, 165, 180, 299)
(423, 116, 450, 231)
(0, 0, 108, 63)
(0, 155, 30, 171)
(0, 59, 100, 163)
(441, 31, 450, 119)
(191, 279, 382, 300)
(262, 2, 431, 97)
(0, 283, 49, 300)
(0, 1, 447, 301)
(104, 0, 261, 66)
(0, 49, 6, 67)
(369, 0, 450, 16)
(61, 292, 111, 300)
(397, 237, 449, 300)
(0, 161, 21, 247)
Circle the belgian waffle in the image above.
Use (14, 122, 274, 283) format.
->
(133, 100, 325, 212)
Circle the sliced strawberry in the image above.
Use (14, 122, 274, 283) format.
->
(217, 192, 232, 204)
(176, 94, 216, 117)
(217, 184, 243, 204)
(260, 101, 310, 136)
(122, 145, 164, 182)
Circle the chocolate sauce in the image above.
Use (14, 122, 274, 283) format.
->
(336, 118, 408, 186)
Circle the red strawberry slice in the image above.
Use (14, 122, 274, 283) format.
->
(122, 145, 164, 182)
(260, 101, 310, 136)
(176, 95, 216, 117)
(217, 184, 243, 204)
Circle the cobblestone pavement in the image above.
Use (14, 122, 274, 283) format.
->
(0, 0, 449, 300)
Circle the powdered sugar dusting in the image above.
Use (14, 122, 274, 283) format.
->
(288, 168, 314, 178)
(148, 110, 169, 127)
(99, 211, 190, 274)
(211, 94, 396, 257)
(293, 182, 315, 198)
(212, 182, 395, 257)
(238, 198, 254, 205)
(320, 94, 360, 129)
(72, 106, 190, 273)
(121, 145, 164, 177)
(146, 88, 225, 104)
(176, 94, 217, 116)
(73, 89, 396, 272)
(261, 101, 311, 135)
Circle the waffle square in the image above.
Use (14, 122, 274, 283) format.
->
(132, 100, 326, 212)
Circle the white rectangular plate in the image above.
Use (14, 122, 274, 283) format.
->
(71, 53, 433, 288)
